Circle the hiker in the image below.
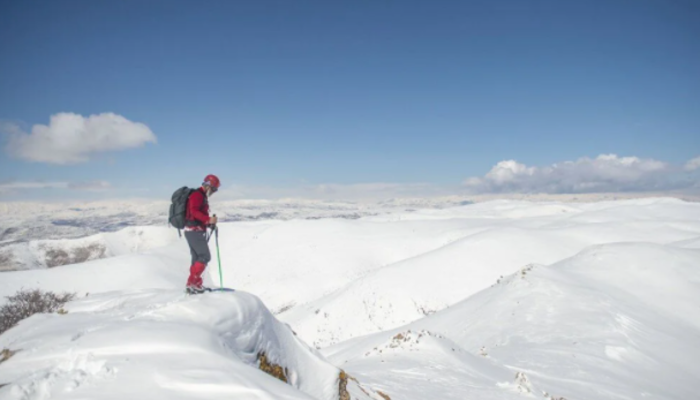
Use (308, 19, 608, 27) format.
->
(184, 174, 220, 294)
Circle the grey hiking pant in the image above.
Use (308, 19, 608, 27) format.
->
(185, 230, 211, 266)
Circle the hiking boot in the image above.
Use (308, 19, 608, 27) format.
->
(186, 285, 207, 295)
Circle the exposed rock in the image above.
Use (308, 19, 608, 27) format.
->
(0, 251, 13, 271)
(44, 243, 107, 268)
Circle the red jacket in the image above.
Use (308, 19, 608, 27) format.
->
(185, 188, 210, 231)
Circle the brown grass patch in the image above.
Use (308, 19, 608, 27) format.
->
(1, 349, 17, 363)
(338, 370, 350, 400)
(1, 289, 75, 334)
(377, 390, 391, 400)
(257, 351, 288, 383)
(377, 390, 392, 400)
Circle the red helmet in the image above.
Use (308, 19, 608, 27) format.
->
(203, 174, 220, 189)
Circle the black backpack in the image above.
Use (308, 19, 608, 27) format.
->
(169, 187, 195, 230)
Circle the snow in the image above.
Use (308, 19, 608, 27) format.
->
(276, 198, 700, 348)
(0, 289, 348, 400)
(1, 198, 699, 399)
(1, 227, 180, 271)
(323, 243, 700, 400)
(2, 194, 695, 244)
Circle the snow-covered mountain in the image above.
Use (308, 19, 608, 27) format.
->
(2, 192, 695, 244)
(278, 199, 700, 348)
(1, 198, 699, 399)
(0, 199, 381, 245)
(324, 243, 700, 400)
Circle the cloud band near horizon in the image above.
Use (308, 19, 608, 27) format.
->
(463, 154, 699, 194)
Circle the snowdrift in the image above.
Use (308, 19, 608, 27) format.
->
(324, 243, 700, 400)
(0, 289, 375, 400)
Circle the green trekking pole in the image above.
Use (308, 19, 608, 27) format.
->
(215, 225, 223, 289)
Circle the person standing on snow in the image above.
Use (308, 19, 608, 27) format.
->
(184, 174, 220, 294)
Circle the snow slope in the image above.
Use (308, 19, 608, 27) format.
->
(0, 289, 363, 400)
(1, 198, 699, 399)
(324, 243, 700, 400)
(275, 198, 700, 347)
(4, 198, 699, 345)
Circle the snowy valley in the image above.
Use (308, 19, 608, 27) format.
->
(1, 198, 699, 399)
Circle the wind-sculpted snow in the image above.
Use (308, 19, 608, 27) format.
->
(0, 289, 376, 400)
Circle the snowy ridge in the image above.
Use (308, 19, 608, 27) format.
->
(324, 243, 700, 400)
(0, 289, 378, 400)
(277, 198, 700, 348)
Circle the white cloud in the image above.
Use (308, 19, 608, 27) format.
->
(685, 156, 700, 171)
(209, 154, 700, 200)
(4, 113, 156, 164)
(0, 180, 111, 195)
(463, 154, 685, 194)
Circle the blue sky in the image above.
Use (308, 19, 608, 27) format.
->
(1, 0, 698, 200)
